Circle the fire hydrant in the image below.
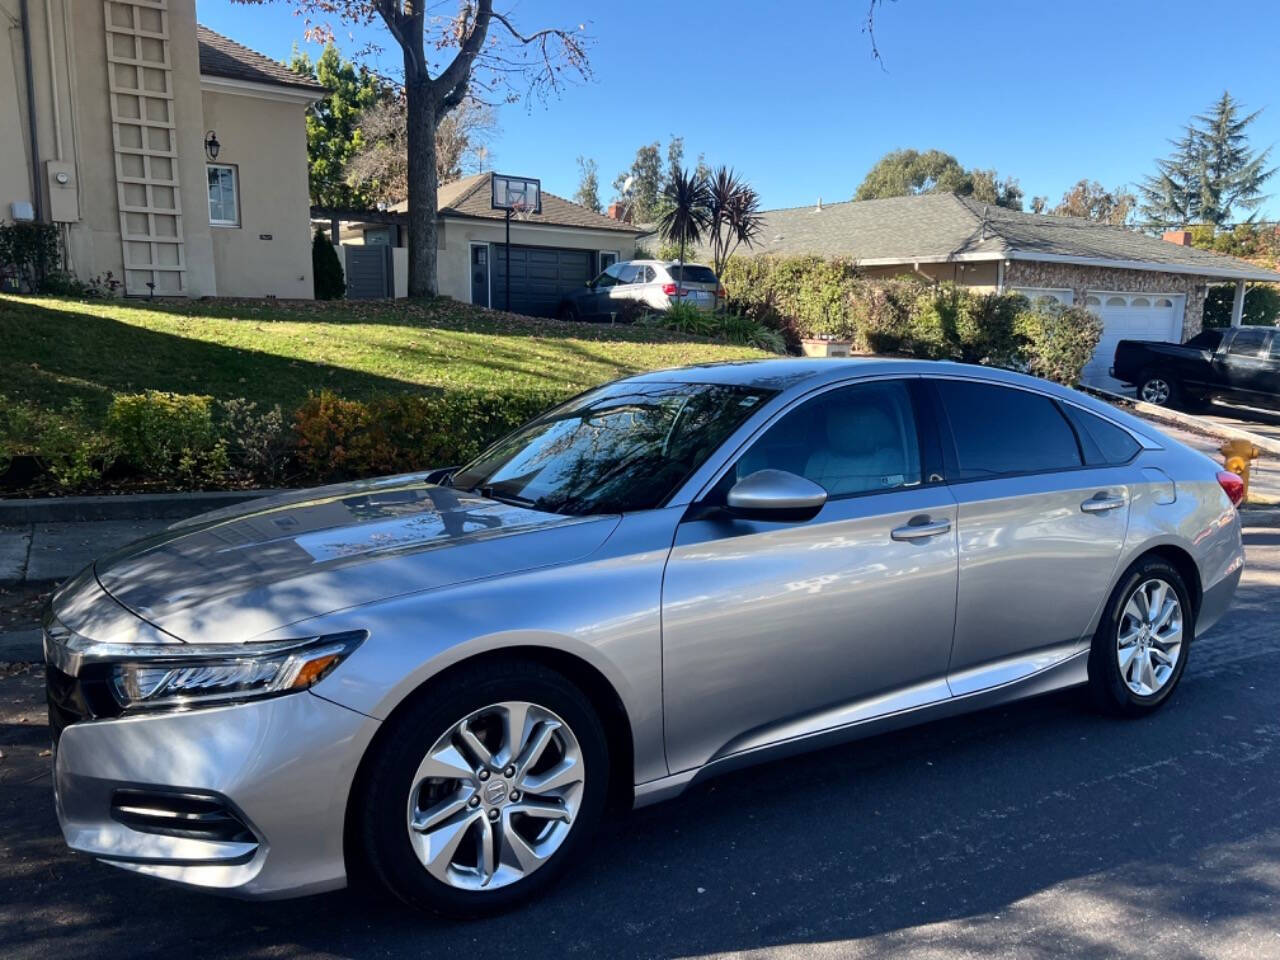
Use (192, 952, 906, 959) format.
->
(1220, 438, 1260, 503)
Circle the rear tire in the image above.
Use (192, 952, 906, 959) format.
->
(1137, 370, 1178, 407)
(355, 658, 609, 917)
(1088, 556, 1193, 717)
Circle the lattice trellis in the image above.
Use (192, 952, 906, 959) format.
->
(103, 0, 186, 295)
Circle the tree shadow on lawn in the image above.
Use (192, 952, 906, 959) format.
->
(101, 296, 732, 349)
(0, 299, 589, 419)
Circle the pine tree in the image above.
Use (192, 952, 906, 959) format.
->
(574, 156, 601, 213)
(1139, 92, 1275, 227)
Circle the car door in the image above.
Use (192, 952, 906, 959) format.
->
(584, 264, 623, 318)
(924, 377, 1132, 693)
(603, 263, 641, 317)
(661, 377, 960, 774)
(1217, 327, 1274, 403)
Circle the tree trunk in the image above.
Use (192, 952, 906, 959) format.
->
(405, 74, 438, 298)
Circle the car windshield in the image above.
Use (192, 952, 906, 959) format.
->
(451, 382, 774, 515)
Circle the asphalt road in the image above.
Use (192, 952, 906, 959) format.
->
(2, 529, 1279, 960)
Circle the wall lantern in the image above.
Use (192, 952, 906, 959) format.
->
(204, 130, 221, 161)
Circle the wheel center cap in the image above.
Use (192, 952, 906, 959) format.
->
(483, 780, 509, 806)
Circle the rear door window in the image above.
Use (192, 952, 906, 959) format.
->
(932, 380, 1082, 479)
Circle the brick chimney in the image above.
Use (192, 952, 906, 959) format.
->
(606, 201, 630, 222)
(1162, 229, 1193, 246)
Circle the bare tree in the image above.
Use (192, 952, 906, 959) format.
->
(348, 95, 497, 204)
(235, 1, 591, 296)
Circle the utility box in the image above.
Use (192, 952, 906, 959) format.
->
(45, 161, 80, 223)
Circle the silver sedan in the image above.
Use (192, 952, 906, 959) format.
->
(44, 359, 1245, 916)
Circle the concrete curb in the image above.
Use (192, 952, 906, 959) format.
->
(1078, 385, 1280, 457)
(0, 489, 283, 524)
(1240, 507, 1280, 528)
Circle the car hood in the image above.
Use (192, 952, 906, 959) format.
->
(93, 475, 619, 642)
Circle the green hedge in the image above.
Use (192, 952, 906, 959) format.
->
(721, 254, 1102, 384)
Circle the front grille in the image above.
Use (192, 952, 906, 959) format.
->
(110, 789, 257, 844)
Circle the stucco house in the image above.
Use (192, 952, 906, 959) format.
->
(315, 172, 646, 311)
(2, 0, 322, 298)
(726, 193, 1280, 384)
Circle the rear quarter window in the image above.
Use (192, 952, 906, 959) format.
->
(667, 265, 718, 284)
(1062, 405, 1141, 465)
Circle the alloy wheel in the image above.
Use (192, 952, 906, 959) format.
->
(1140, 378, 1171, 405)
(1116, 578, 1183, 697)
(405, 701, 585, 891)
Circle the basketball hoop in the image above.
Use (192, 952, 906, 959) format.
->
(491, 174, 541, 312)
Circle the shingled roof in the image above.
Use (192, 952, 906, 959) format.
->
(197, 25, 325, 93)
(391, 173, 644, 234)
(734, 192, 1280, 282)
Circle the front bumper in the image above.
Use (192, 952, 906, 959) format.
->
(54, 689, 380, 898)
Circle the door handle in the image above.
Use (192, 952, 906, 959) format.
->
(891, 518, 951, 541)
(1081, 495, 1126, 514)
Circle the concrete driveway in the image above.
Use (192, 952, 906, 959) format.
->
(2, 525, 1279, 960)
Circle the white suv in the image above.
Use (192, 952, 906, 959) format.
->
(558, 260, 723, 321)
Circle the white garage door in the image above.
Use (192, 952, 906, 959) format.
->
(1082, 293, 1182, 389)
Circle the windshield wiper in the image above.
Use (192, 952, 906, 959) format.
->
(478, 486, 542, 510)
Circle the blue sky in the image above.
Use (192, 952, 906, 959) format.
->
(198, 0, 1280, 220)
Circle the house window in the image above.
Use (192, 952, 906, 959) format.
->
(599, 251, 619, 271)
(207, 164, 239, 226)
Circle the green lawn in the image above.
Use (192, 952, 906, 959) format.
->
(0, 295, 767, 448)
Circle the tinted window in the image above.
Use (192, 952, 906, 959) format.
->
(1227, 328, 1270, 356)
(452, 382, 773, 516)
(1062, 405, 1140, 465)
(667, 265, 718, 285)
(1187, 329, 1224, 351)
(934, 380, 1081, 479)
(725, 380, 921, 497)
(1270, 335, 1280, 360)
(615, 264, 641, 284)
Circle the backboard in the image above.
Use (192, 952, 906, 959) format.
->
(491, 174, 542, 214)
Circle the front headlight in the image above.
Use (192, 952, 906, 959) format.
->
(99, 632, 366, 714)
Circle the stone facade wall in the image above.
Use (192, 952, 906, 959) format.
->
(1003, 261, 1216, 340)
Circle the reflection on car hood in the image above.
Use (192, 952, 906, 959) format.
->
(93, 474, 618, 642)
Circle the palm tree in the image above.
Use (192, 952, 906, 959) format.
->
(707, 166, 764, 283)
(657, 166, 712, 294)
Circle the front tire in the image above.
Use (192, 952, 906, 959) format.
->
(355, 659, 609, 917)
(1088, 556, 1192, 716)
(557, 302, 580, 322)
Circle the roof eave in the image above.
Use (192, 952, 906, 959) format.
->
(438, 209, 647, 235)
(1003, 250, 1280, 283)
(200, 72, 326, 104)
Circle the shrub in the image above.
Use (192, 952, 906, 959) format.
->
(722, 255, 865, 342)
(1203, 283, 1280, 327)
(1014, 302, 1103, 385)
(0, 221, 60, 292)
(0, 396, 115, 491)
(312, 229, 346, 300)
(219, 399, 293, 485)
(293, 389, 565, 483)
(105, 391, 229, 485)
(859, 276, 927, 353)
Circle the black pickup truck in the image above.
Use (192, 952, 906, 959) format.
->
(1112, 325, 1280, 410)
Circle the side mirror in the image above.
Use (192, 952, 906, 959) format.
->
(726, 469, 827, 522)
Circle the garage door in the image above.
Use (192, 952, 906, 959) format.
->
(489, 245, 593, 317)
(1082, 293, 1182, 389)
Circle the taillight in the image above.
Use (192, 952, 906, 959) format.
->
(716, 284, 726, 298)
(661, 283, 678, 296)
(1217, 470, 1245, 507)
